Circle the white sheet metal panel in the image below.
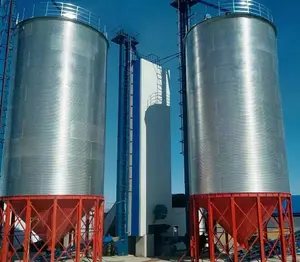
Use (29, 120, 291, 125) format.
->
(132, 58, 171, 236)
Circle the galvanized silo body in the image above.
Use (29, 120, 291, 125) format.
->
(185, 14, 290, 195)
(3, 17, 108, 196)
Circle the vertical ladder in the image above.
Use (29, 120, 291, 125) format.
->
(0, 0, 15, 167)
(127, 44, 134, 236)
(156, 70, 163, 98)
(176, 6, 185, 155)
(176, 4, 194, 155)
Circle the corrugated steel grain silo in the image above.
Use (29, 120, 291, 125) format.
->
(0, 5, 108, 256)
(4, 17, 108, 196)
(186, 14, 289, 195)
(185, 11, 292, 249)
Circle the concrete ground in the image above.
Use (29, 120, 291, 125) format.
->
(103, 256, 168, 262)
(102, 255, 300, 262)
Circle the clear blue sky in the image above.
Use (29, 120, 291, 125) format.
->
(19, 0, 300, 207)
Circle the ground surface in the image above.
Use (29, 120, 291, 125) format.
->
(103, 256, 168, 262)
(102, 255, 300, 262)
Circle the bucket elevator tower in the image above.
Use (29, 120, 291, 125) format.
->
(171, 0, 296, 261)
(112, 29, 139, 255)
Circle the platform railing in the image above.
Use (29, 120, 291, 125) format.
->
(16, 2, 107, 38)
(147, 92, 170, 109)
(220, 0, 273, 22)
(191, 0, 273, 26)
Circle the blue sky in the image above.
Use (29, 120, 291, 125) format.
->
(19, 0, 300, 207)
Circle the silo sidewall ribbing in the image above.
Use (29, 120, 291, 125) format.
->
(3, 17, 108, 196)
(185, 14, 290, 195)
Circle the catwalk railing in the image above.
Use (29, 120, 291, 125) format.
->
(147, 92, 170, 109)
(16, 1, 107, 37)
(191, 0, 274, 26)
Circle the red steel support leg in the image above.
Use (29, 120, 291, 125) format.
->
(51, 198, 57, 262)
(93, 199, 99, 262)
(189, 197, 195, 261)
(230, 197, 238, 262)
(76, 199, 83, 262)
(257, 197, 266, 262)
(287, 197, 297, 262)
(97, 199, 101, 260)
(23, 199, 32, 262)
(278, 196, 287, 262)
(193, 198, 199, 261)
(1, 202, 11, 261)
(98, 200, 104, 260)
(207, 197, 215, 261)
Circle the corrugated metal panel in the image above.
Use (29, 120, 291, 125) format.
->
(186, 15, 290, 194)
(3, 17, 108, 196)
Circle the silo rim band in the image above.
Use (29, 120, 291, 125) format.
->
(184, 13, 278, 43)
(17, 16, 110, 47)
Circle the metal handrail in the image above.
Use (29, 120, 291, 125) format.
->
(16, 2, 107, 38)
(219, 0, 273, 22)
(147, 92, 170, 109)
(191, 0, 273, 25)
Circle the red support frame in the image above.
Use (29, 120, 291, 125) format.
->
(0, 195, 104, 262)
(190, 193, 297, 262)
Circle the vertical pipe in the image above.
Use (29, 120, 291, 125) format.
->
(124, 41, 131, 238)
(1, 201, 11, 261)
(93, 199, 99, 262)
(207, 198, 215, 261)
(51, 199, 57, 262)
(287, 196, 297, 262)
(23, 199, 32, 262)
(193, 198, 199, 260)
(176, 0, 191, 244)
(278, 196, 287, 262)
(45, 2, 49, 15)
(189, 197, 195, 259)
(76, 199, 83, 262)
(116, 35, 132, 246)
(116, 39, 125, 239)
(257, 197, 266, 262)
(230, 197, 238, 262)
(127, 44, 134, 236)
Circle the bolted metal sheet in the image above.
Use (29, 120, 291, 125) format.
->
(185, 15, 290, 195)
(2, 17, 108, 196)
